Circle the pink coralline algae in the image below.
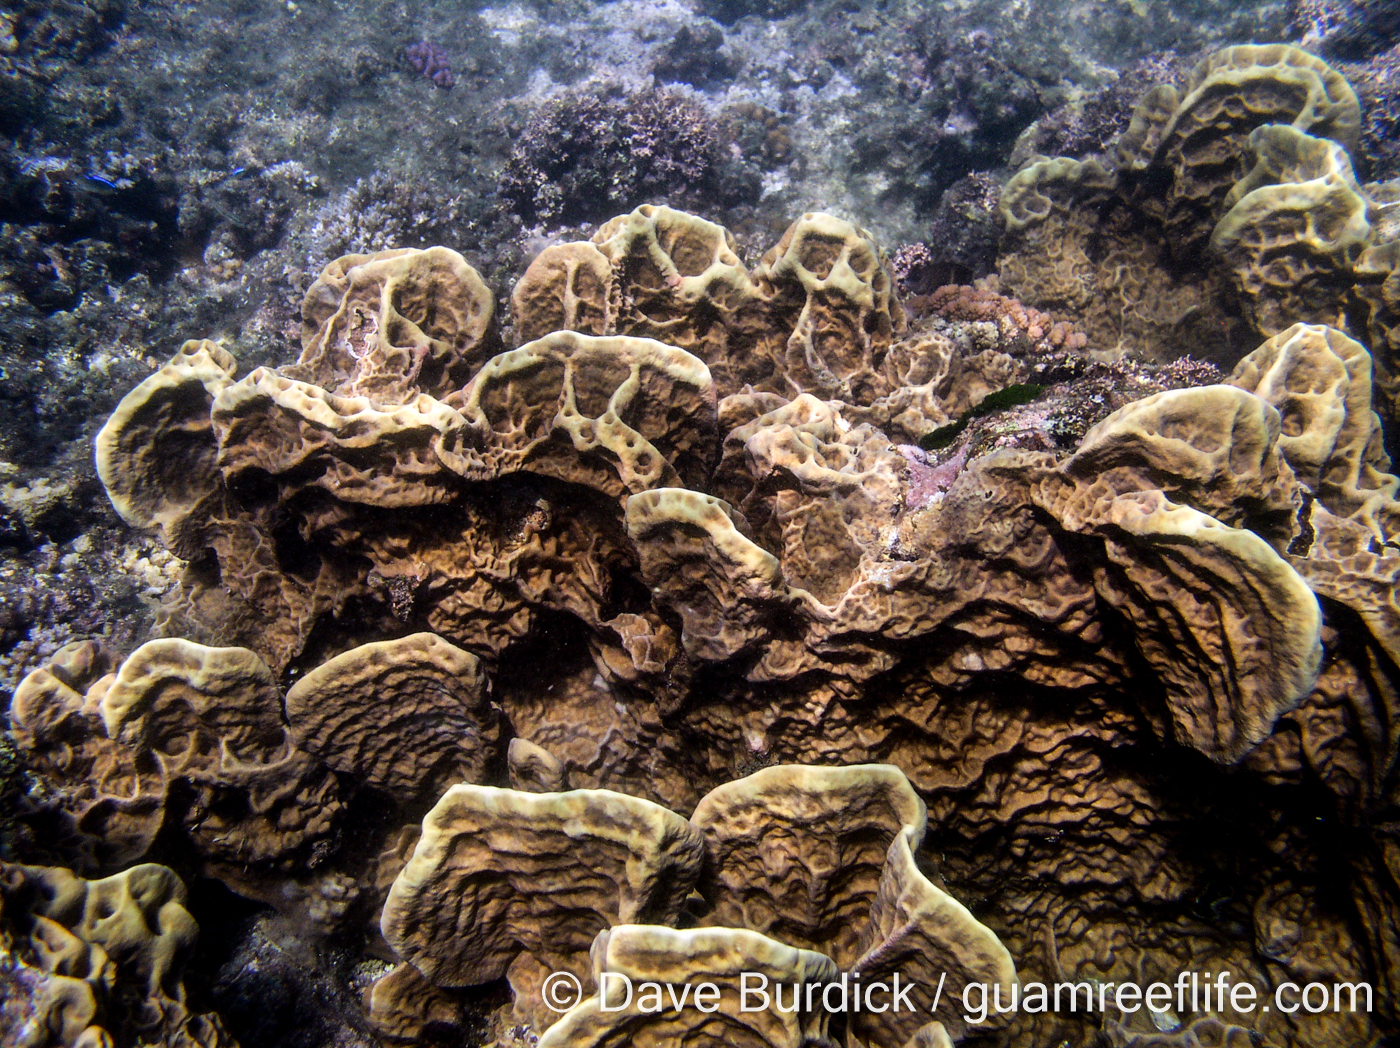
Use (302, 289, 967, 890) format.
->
(914, 282, 1088, 351)
(406, 41, 454, 89)
(899, 442, 970, 510)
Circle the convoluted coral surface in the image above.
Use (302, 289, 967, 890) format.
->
(8, 32, 1400, 1048)
(7, 152, 1400, 1047)
(996, 43, 1400, 452)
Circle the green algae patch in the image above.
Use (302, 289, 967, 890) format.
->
(918, 383, 1046, 451)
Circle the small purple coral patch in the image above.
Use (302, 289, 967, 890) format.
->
(406, 41, 454, 89)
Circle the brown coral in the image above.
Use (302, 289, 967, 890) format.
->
(8, 641, 163, 870)
(446, 329, 719, 495)
(1211, 124, 1374, 336)
(690, 764, 1015, 1044)
(380, 785, 707, 1033)
(1226, 322, 1399, 538)
(102, 326, 718, 677)
(997, 153, 1245, 363)
(285, 246, 499, 402)
(1352, 239, 1400, 427)
(100, 639, 343, 870)
(284, 632, 499, 804)
(534, 925, 839, 1048)
(512, 205, 905, 404)
(516, 205, 765, 397)
(749, 211, 906, 403)
(0, 861, 234, 1048)
(690, 764, 927, 963)
(378, 764, 1013, 1044)
(65, 200, 1400, 1048)
(94, 339, 238, 556)
(996, 43, 1399, 388)
(1116, 44, 1361, 251)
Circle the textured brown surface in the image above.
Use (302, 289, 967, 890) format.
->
(285, 246, 498, 402)
(1058, 384, 1299, 532)
(1034, 388, 1324, 763)
(1353, 239, 1400, 422)
(380, 786, 707, 1032)
(284, 633, 499, 803)
(82, 196, 1400, 1047)
(713, 392, 904, 603)
(94, 339, 238, 556)
(1227, 322, 1399, 538)
(507, 737, 570, 793)
(898, 1026, 954, 1048)
(366, 962, 469, 1047)
(373, 765, 1016, 1045)
(8, 641, 162, 869)
(749, 211, 905, 403)
(511, 205, 904, 404)
(0, 862, 234, 1048)
(211, 367, 470, 508)
(997, 155, 1242, 363)
(447, 329, 719, 495)
(101, 639, 343, 870)
(1211, 125, 1373, 336)
(851, 832, 1016, 1044)
(625, 488, 795, 666)
(997, 45, 1385, 372)
(1118, 44, 1361, 251)
(690, 764, 925, 964)
(515, 206, 765, 399)
(8, 637, 361, 901)
(109, 328, 717, 677)
(686, 763, 1014, 1045)
(511, 241, 614, 345)
(534, 925, 840, 1048)
(1104, 1019, 1274, 1046)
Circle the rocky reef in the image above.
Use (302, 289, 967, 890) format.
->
(5, 5, 1400, 1048)
(9, 73, 1400, 1040)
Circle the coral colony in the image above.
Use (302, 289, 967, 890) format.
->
(406, 40, 454, 89)
(4, 3, 1400, 1046)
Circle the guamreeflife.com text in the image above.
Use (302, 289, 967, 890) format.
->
(541, 968, 1374, 1023)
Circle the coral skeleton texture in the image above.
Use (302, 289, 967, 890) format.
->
(7, 42, 1400, 1048)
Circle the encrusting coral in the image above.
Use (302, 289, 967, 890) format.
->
(10, 55, 1400, 1043)
(377, 764, 1012, 1046)
(533, 925, 840, 1048)
(997, 42, 1400, 441)
(0, 861, 234, 1048)
(380, 784, 708, 1034)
